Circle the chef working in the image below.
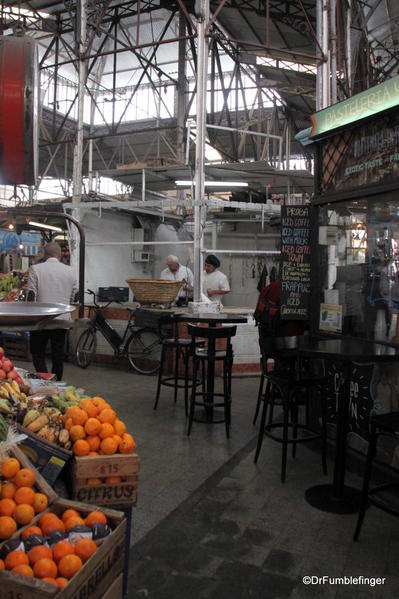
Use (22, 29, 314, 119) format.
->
(203, 254, 230, 303)
(160, 254, 194, 305)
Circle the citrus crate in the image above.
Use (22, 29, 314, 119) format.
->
(70, 453, 140, 508)
(0, 497, 126, 599)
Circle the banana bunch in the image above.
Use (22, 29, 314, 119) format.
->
(0, 381, 28, 416)
(0, 380, 27, 403)
(61, 386, 81, 403)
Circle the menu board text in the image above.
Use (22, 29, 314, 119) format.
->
(280, 205, 311, 320)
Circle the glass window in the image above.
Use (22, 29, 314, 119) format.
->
(316, 195, 399, 343)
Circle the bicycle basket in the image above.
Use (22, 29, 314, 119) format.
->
(126, 279, 183, 306)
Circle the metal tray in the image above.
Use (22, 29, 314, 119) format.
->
(0, 302, 75, 326)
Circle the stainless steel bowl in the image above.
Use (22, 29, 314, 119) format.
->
(0, 302, 75, 326)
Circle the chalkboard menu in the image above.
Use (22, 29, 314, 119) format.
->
(280, 205, 312, 320)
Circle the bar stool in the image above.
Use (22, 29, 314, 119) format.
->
(253, 335, 297, 425)
(354, 411, 399, 540)
(187, 324, 237, 438)
(153, 336, 204, 415)
(254, 351, 327, 483)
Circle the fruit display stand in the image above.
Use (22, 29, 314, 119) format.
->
(0, 447, 126, 599)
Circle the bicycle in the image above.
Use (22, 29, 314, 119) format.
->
(74, 289, 163, 375)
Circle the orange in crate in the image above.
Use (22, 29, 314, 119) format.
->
(28, 545, 53, 566)
(53, 540, 75, 564)
(58, 554, 82, 579)
(75, 538, 97, 562)
(33, 557, 58, 579)
(14, 504, 35, 525)
(0, 515, 17, 539)
(1, 458, 20, 479)
(14, 469, 35, 488)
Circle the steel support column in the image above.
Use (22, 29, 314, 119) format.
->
(193, 0, 209, 302)
(71, 0, 88, 273)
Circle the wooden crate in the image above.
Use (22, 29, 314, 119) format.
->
(70, 453, 140, 507)
(17, 424, 72, 485)
(2, 334, 31, 360)
(11, 444, 58, 505)
(0, 498, 126, 599)
(103, 573, 123, 599)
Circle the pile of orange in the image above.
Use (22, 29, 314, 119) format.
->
(64, 396, 136, 457)
(0, 457, 48, 540)
(0, 507, 105, 587)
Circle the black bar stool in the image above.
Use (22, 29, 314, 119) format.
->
(253, 335, 327, 483)
(354, 411, 399, 540)
(253, 333, 298, 426)
(153, 335, 204, 416)
(186, 324, 237, 438)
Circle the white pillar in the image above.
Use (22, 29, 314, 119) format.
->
(193, 0, 209, 301)
(71, 0, 87, 271)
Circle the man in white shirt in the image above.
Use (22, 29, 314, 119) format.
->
(160, 255, 193, 304)
(27, 242, 77, 380)
(203, 254, 230, 303)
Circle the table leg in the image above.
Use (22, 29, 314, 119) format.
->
(305, 360, 362, 514)
(205, 336, 215, 421)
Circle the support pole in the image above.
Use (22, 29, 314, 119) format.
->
(71, 0, 87, 270)
(346, 0, 352, 96)
(322, 0, 330, 108)
(316, 0, 323, 111)
(330, 0, 337, 104)
(177, 9, 187, 163)
(193, 0, 209, 302)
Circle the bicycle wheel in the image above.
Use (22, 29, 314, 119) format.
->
(126, 328, 162, 375)
(75, 327, 97, 368)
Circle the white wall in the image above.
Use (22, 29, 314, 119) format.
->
(204, 221, 280, 307)
(153, 223, 193, 277)
(82, 209, 146, 300)
(80, 212, 279, 308)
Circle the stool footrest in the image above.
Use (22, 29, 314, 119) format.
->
(264, 422, 322, 444)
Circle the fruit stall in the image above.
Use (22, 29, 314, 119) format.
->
(0, 345, 139, 598)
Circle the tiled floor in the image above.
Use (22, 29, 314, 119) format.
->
(17, 359, 399, 598)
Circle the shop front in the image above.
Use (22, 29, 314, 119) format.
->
(309, 75, 399, 467)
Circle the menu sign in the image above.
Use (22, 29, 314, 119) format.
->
(321, 112, 399, 194)
(280, 205, 312, 320)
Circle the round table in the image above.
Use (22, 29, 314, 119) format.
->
(298, 337, 399, 514)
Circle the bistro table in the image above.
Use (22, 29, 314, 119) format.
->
(174, 312, 248, 420)
(298, 337, 399, 514)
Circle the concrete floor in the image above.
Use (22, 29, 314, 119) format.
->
(16, 359, 399, 598)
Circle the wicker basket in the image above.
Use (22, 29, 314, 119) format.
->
(126, 279, 183, 305)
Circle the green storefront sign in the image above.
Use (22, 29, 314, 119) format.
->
(310, 74, 399, 139)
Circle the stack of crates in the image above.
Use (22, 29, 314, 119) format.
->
(0, 331, 31, 360)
